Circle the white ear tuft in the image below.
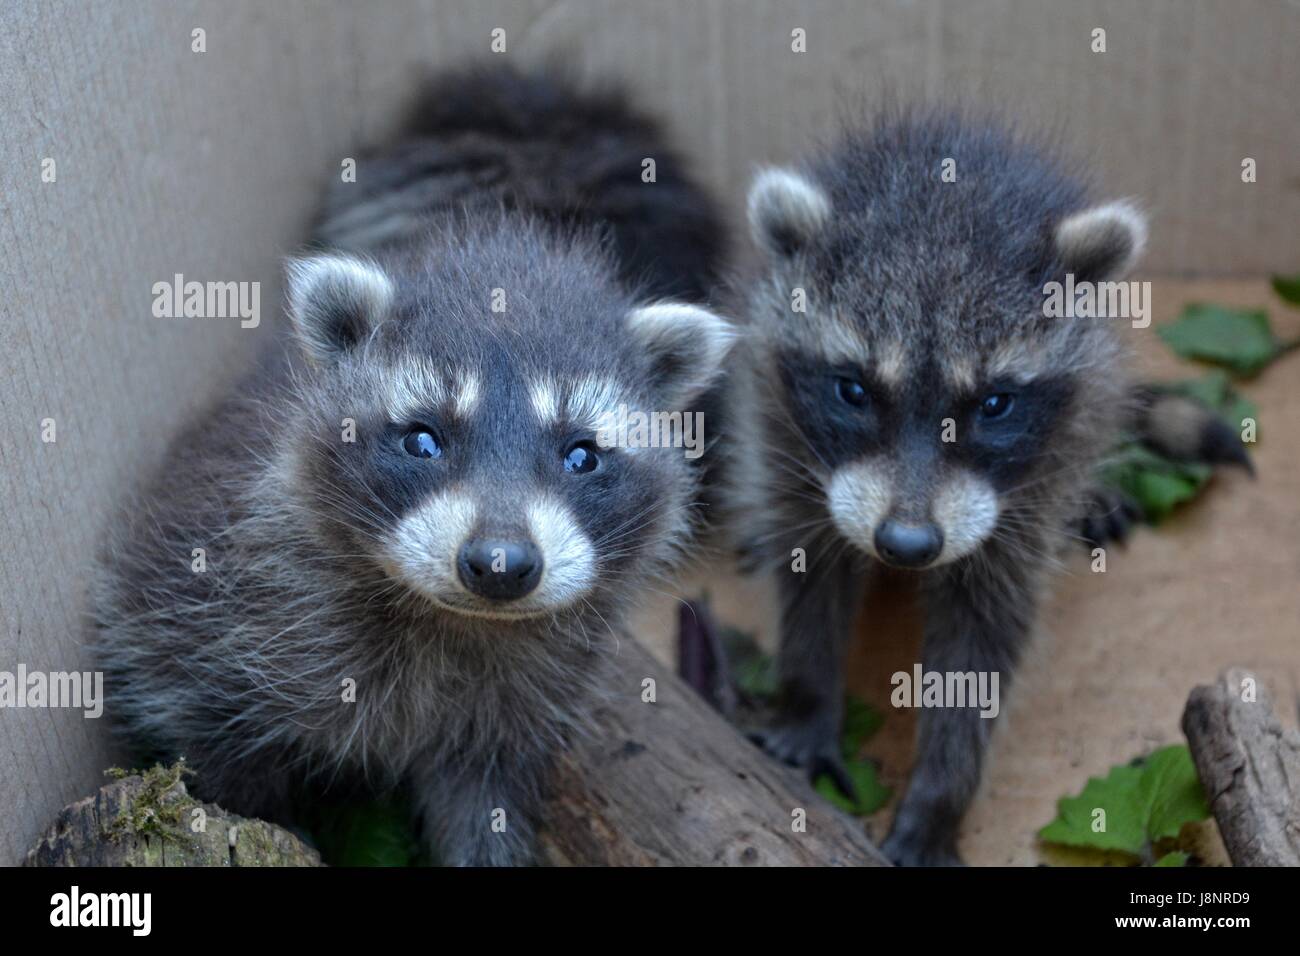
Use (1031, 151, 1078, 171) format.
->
(747, 167, 831, 257)
(626, 302, 736, 406)
(1054, 200, 1148, 281)
(285, 254, 394, 363)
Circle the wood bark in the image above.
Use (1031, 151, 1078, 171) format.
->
(26, 773, 321, 867)
(540, 637, 889, 866)
(28, 639, 888, 867)
(1182, 667, 1300, 866)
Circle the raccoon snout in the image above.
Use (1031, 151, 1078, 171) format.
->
(457, 539, 544, 601)
(874, 520, 944, 569)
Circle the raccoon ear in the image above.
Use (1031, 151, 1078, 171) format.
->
(285, 254, 394, 363)
(626, 303, 736, 406)
(747, 167, 831, 257)
(1054, 200, 1148, 281)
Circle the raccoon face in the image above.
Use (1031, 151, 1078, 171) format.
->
(284, 250, 732, 621)
(746, 155, 1144, 570)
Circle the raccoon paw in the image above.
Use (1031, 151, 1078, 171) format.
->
(1079, 485, 1144, 549)
(881, 830, 964, 868)
(748, 718, 856, 800)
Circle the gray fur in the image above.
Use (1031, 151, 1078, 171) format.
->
(729, 110, 1142, 866)
(92, 67, 729, 866)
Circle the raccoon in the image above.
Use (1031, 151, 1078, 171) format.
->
(730, 111, 1248, 866)
(92, 66, 733, 866)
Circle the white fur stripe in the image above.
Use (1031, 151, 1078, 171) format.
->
(529, 378, 561, 426)
(826, 458, 893, 559)
(453, 370, 481, 418)
(566, 375, 627, 429)
(932, 471, 999, 563)
(382, 361, 483, 423)
(384, 489, 477, 597)
(528, 374, 629, 429)
(528, 496, 595, 607)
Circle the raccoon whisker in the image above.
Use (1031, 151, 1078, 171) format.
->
(761, 435, 827, 475)
(587, 570, 696, 615)
(742, 510, 843, 549)
(593, 500, 669, 547)
(759, 477, 830, 509)
(752, 376, 836, 476)
(576, 597, 621, 656)
(759, 418, 836, 483)
(301, 476, 398, 530)
(763, 463, 825, 491)
(296, 451, 395, 509)
(977, 526, 1066, 575)
(994, 450, 1121, 500)
(292, 493, 391, 541)
(994, 513, 1092, 554)
(594, 498, 706, 551)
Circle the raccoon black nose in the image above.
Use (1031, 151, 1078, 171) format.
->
(874, 521, 943, 569)
(457, 539, 543, 601)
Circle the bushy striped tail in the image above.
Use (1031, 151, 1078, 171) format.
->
(1132, 387, 1253, 474)
(314, 63, 725, 304)
(1079, 385, 1253, 546)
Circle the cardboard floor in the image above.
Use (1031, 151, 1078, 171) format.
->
(632, 278, 1300, 866)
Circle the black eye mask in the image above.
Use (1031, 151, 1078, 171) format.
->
(774, 350, 889, 469)
(956, 376, 1074, 487)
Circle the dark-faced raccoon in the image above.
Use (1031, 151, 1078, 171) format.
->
(92, 66, 733, 866)
(731, 110, 1248, 865)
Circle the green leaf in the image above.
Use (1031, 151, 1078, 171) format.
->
(1138, 746, 1211, 844)
(1272, 273, 1300, 307)
(1099, 443, 1211, 523)
(723, 643, 892, 817)
(1039, 746, 1210, 862)
(305, 798, 420, 867)
(1153, 851, 1190, 867)
(841, 695, 885, 757)
(815, 758, 892, 816)
(1129, 466, 1210, 523)
(722, 627, 779, 698)
(1038, 763, 1148, 855)
(733, 653, 778, 698)
(1157, 304, 1282, 377)
(815, 696, 890, 816)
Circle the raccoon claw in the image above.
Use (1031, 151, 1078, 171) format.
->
(748, 721, 857, 801)
(1080, 486, 1143, 549)
(1198, 417, 1255, 476)
(881, 831, 964, 867)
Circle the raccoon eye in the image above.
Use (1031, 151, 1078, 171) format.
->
(978, 393, 1015, 420)
(835, 377, 869, 408)
(402, 428, 442, 459)
(563, 441, 600, 475)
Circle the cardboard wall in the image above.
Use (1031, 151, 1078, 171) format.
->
(1, 0, 1296, 862)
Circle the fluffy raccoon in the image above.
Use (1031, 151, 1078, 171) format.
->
(730, 111, 1248, 866)
(92, 66, 733, 866)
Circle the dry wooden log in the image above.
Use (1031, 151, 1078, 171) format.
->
(540, 636, 889, 866)
(27, 643, 886, 867)
(1181, 666, 1300, 867)
(26, 767, 321, 867)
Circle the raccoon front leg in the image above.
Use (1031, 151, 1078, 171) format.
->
(882, 555, 1039, 867)
(1078, 482, 1143, 547)
(752, 551, 866, 796)
(409, 747, 551, 867)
